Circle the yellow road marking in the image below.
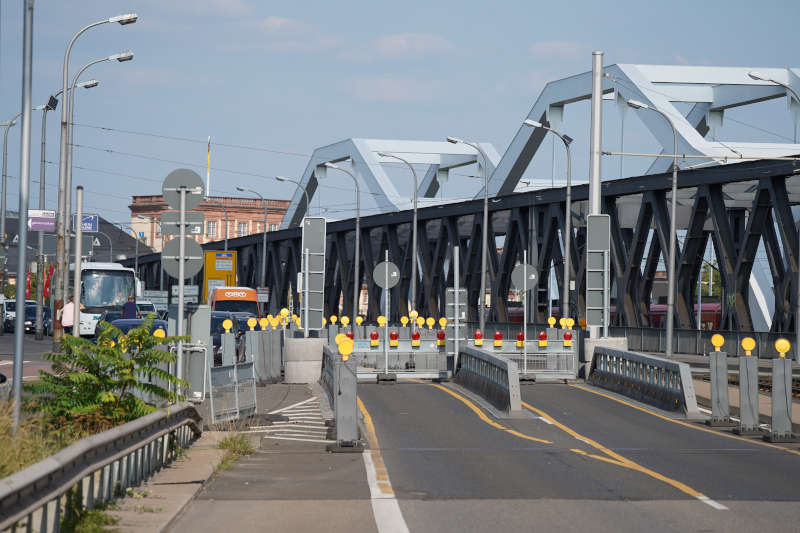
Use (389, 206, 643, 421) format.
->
(570, 384, 800, 458)
(406, 378, 551, 443)
(521, 400, 711, 502)
(358, 397, 395, 495)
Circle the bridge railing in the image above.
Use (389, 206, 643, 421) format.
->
(0, 403, 201, 533)
(587, 346, 700, 418)
(456, 346, 522, 416)
(609, 326, 794, 359)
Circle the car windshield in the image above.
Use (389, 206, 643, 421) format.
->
(25, 307, 36, 319)
(214, 300, 258, 315)
(82, 270, 135, 309)
(6, 302, 15, 312)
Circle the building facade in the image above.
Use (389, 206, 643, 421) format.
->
(129, 195, 289, 252)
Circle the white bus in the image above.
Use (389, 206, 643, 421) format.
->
(70, 262, 137, 336)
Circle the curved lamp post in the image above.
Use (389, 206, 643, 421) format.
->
(54, 13, 137, 345)
(446, 136, 490, 332)
(376, 152, 419, 316)
(523, 119, 573, 318)
(324, 162, 361, 318)
(627, 99, 678, 358)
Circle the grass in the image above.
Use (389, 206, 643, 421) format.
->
(63, 508, 120, 533)
(0, 401, 83, 478)
(216, 433, 255, 470)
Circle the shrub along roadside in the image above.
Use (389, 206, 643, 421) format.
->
(24, 315, 188, 431)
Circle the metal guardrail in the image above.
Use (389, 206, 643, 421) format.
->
(587, 347, 700, 417)
(456, 346, 522, 415)
(608, 326, 795, 359)
(0, 402, 201, 533)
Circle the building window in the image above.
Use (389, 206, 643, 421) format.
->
(270, 224, 278, 231)
(238, 222, 248, 236)
(207, 221, 217, 237)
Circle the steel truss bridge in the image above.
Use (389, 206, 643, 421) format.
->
(129, 157, 800, 333)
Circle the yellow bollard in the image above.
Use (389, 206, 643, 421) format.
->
(710, 334, 725, 352)
(741, 337, 756, 356)
(774, 338, 791, 358)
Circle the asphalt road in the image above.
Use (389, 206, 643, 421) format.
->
(0, 332, 55, 382)
(357, 380, 800, 532)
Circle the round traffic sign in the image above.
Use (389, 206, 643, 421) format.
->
(162, 169, 205, 211)
(511, 263, 537, 292)
(373, 261, 400, 289)
(161, 237, 204, 279)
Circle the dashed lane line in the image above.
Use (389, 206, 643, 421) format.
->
(407, 378, 551, 443)
(521, 399, 728, 511)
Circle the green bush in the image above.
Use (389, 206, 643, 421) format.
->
(25, 316, 188, 429)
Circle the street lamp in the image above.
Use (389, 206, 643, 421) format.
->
(747, 72, 800, 359)
(446, 136, 490, 332)
(523, 119, 574, 318)
(1, 113, 22, 247)
(377, 152, 419, 316)
(63, 52, 132, 302)
(324, 162, 361, 318)
(275, 176, 311, 221)
(235, 187, 268, 288)
(627, 98, 678, 358)
(54, 14, 137, 345)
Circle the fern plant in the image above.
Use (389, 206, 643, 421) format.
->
(25, 316, 189, 428)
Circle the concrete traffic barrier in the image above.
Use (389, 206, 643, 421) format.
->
(764, 338, 796, 442)
(706, 334, 736, 427)
(322, 337, 363, 453)
(734, 336, 760, 435)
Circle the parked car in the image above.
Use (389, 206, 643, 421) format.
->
(99, 310, 123, 324)
(23, 305, 53, 335)
(136, 300, 158, 318)
(109, 318, 168, 335)
(3, 300, 37, 332)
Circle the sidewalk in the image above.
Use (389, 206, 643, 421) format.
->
(107, 431, 228, 533)
(171, 384, 376, 533)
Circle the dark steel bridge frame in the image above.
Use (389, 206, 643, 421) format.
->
(128, 158, 800, 333)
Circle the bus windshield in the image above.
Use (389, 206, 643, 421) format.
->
(214, 300, 259, 315)
(81, 269, 136, 310)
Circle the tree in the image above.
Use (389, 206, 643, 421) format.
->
(25, 316, 188, 430)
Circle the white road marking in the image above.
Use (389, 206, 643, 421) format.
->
(362, 450, 410, 533)
(698, 496, 729, 510)
(268, 396, 318, 414)
(260, 435, 336, 444)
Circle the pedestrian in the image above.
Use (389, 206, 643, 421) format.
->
(122, 295, 138, 319)
(61, 296, 74, 335)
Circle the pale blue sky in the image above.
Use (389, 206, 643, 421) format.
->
(0, 0, 798, 223)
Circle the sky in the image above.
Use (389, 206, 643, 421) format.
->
(0, 0, 798, 225)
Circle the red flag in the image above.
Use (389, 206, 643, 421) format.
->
(26, 270, 31, 299)
(44, 264, 53, 298)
